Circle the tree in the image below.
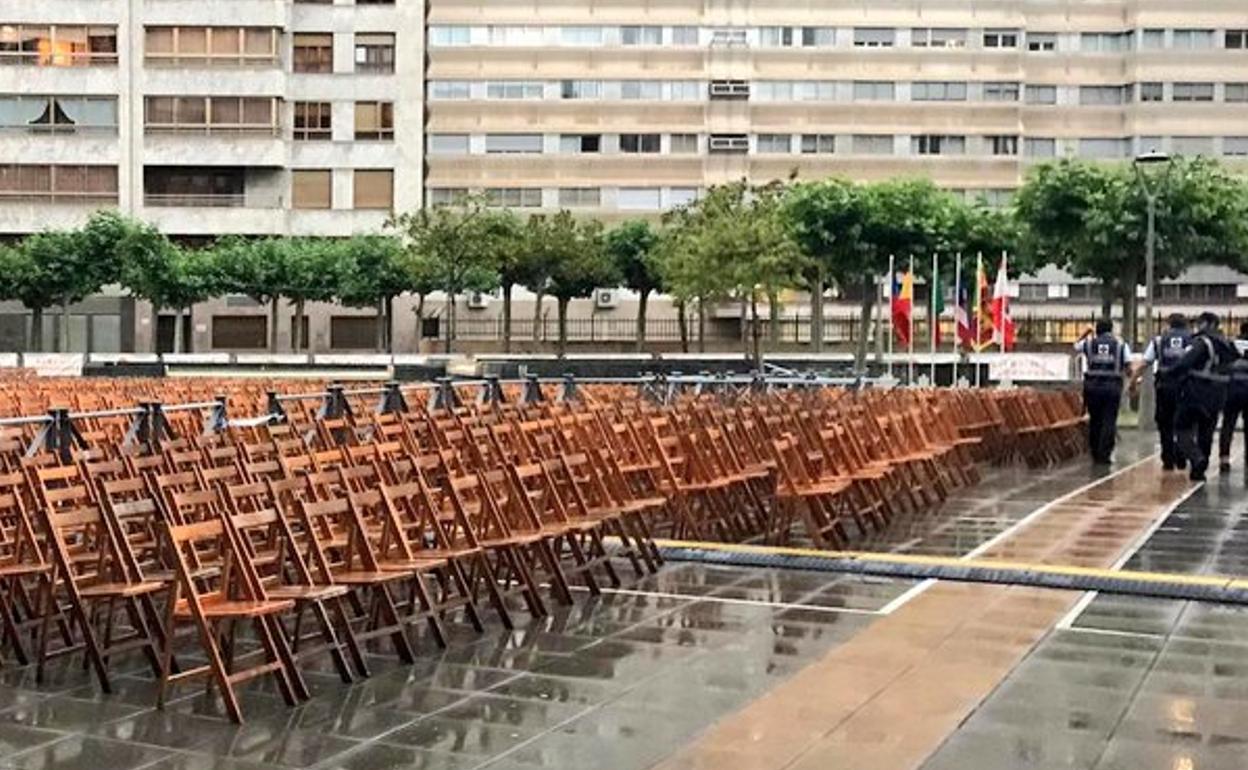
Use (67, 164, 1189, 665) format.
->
(605, 219, 663, 351)
(282, 238, 342, 352)
(211, 237, 290, 353)
(334, 235, 409, 352)
(517, 215, 559, 345)
(542, 214, 618, 356)
(783, 179, 865, 353)
(391, 194, 501, 353)
(468, 210, 521, 352)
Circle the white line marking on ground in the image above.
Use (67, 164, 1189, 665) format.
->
(1060, 625, 1165, 642)
(562, 584, 881, 615)
(1056, 478, 1202, 630)
(879, 453, 1159, 614)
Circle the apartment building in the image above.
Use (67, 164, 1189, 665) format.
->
(0, 0, 421, 350)
(424, 0, 1248, 215)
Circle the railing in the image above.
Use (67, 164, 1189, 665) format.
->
(143, 193, 247, 208)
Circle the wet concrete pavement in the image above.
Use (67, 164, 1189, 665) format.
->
(3, 433, 1246, 770)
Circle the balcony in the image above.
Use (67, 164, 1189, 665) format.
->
(144, 129, 286, 167)
(141, 165, 284, 234)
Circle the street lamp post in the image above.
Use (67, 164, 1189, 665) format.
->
(1133, 148, 1173, 432)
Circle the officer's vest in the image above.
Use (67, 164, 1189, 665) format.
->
(1189, 335, 1230, 383)
(1230, 340, 1248, 383)
(1154, 330, 1191, 374)
(1085, 334, 1123, 378)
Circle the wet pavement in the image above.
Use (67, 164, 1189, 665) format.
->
(5, 432, 1248, 770)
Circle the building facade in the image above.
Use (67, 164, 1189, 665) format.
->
(1, 0, 1246, 352)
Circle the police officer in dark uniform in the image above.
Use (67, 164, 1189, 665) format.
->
(1217, 321, 1248, 471)
(1171, 312, 1237, 481)
(1074, 319, 1130, 465)
(1131, 314, 1191, 470)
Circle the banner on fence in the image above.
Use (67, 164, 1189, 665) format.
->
(22, 353, 84, 377)
(977, 353, 1073, 382)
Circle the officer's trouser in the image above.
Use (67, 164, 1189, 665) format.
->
(1177, 383, 1226, 473)
(1083, 378, 1122, 463)
(1218, 382, 1248, 462)
(1155, 382, 1182, 467)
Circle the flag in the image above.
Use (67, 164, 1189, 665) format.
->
(891, 269, 913, 346)
(955, 282, 974, 350)
(931, 270, 945, 347)
(991, 253, 1016, 351)
(975, 259, 994, 351)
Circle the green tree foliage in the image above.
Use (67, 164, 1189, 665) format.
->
(604, 219, 663, 350)
(211, 236, 289, 352)
(334, 235, 409, 351)
(538, 213, 617, 356)
(783, 179, 865, 353)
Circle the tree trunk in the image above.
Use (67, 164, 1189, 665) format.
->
(171, 306, 183, 354)
(183, 306, 194, 353)
(635, 289, 650, 352)
(1099, 281, 1113, 321)
(415, 294, 426, 352)
(767, 289, 780, 348)
(375, 296, 387, 352)
(556, 297, 569, 357)
(856, 275, 875, 371)
(697, 299, 706, 354)
(444, 293, 455, 354)
(501, 283, 513, 353)
(750, 295, 763, 370)
(268, 297, 280, 353)
(739, 297, 748, 358)
(677, 300, 689, 353)
(532, 289, 544, 342)
(58, 300, 71, 353)
(29, 306, 43, 352)
(810, 272, 825, 353)
(292, 298, 305, 352)
(1121, 265, 1140, 347)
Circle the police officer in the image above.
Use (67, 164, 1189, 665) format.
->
(1074, 319, 1130, 465)
(1131, 314, 1191, 471)
(1216, 321, 1248, 471)
(1170, 312, 1237, 481)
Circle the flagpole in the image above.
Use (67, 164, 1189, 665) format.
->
(930, 252, 938, 385)
(975, 251, 983, 388)
(1000, 250, 1008, 355)
(887, 254, 894, 380)
(908, 254, 915, 386)
(953, 252, 961, 386)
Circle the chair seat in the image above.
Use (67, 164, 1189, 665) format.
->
(266, 584, 349, 601)
(330, 569, 409, 585)
(377, 557, 449, 573)
(176, 597, 294, 618)
(0, 562, 49, 577)
(81, 580, 166, 598)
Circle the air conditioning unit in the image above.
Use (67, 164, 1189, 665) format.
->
(595, 289, 619, 309)
(466, 291, 490, 310)
(709, 80, 750, 99)
(709, 134, 750, 153)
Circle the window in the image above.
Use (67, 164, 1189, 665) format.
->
(912, 28, 967, 48)
(1173, 82, 1214, 102)
(754, 81, 793, 102)
(485, 134, 542, 153)
(667, 187, 699, 207)
(1172, 30, 1215, 50)
(983, 29, 1018, 49)
(1224, 137, 1248, 157)
(427, 134, 469, 155)
(485, 187, 541, 207)
(1078, 138, 1130, 159)
(1079, 85, 1128, 105)
(912, 81, 968, 101)
(560, 80, 601, 99)
(293, 101, 331, 140)
(1226, 84, 1248, 103)
(211, 316, 267, 350)
(355, 33, 395, 73)
(1137, 137, 1163, 154)
(486, 81, 544, 99)
(1171, 136, 1214, 156)
(144, 96, 278, 134)
(0, 164, 117, 202)
(710, 29, 747, 46)
(669, 133, 698, 153)
(558, 187, 600, 207)
(0, 24, 117, 66)
(620, 133, 660, 153)
(292, 169, 331, 209)
(354, 101, 393, 140)
(620, 26, 661, 46)
(487, 26, 543, 46)
(708, 134, 748, 153)
(617, 187, 661, 210)
(559, 134, 601, 153)
(802, 27, 835, 47)
(758, 27, 795, 47)
(1081, 32, 1132, 53)
(0, 96, 117, 133)
(1026, 85, 1057, 105)
(620, 81, 662, 100)
(669, 81, 702, 101)
(429, 81, 471, 100)
(983, 82, 1020, 102)
(429, 26, 471, 47)
(852, 134, 893, 155)
(1227, 30, 1248, 50)
(427, 187, 468, 206)
(145, 26, 278, 66)
(144, 167, 243, 207)
(853, 81, 895, 101)
(800, 134, 835, 154)
(354, 169, 393, 209)
(560, 26, 602, 46)
(912, 135, 965, 155)
(756, 134, 791, 153)
(1026, 32, 1056, 52)
(988, 135, 1019, 156)
(854, 28, 895, 48)
(1139, 83, 1164, 102)
(293, 33, 333, 73)
(1024, 138, 1057, 157)
(671, 27, 699, 46)
(1140, 29, 1165, 50)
